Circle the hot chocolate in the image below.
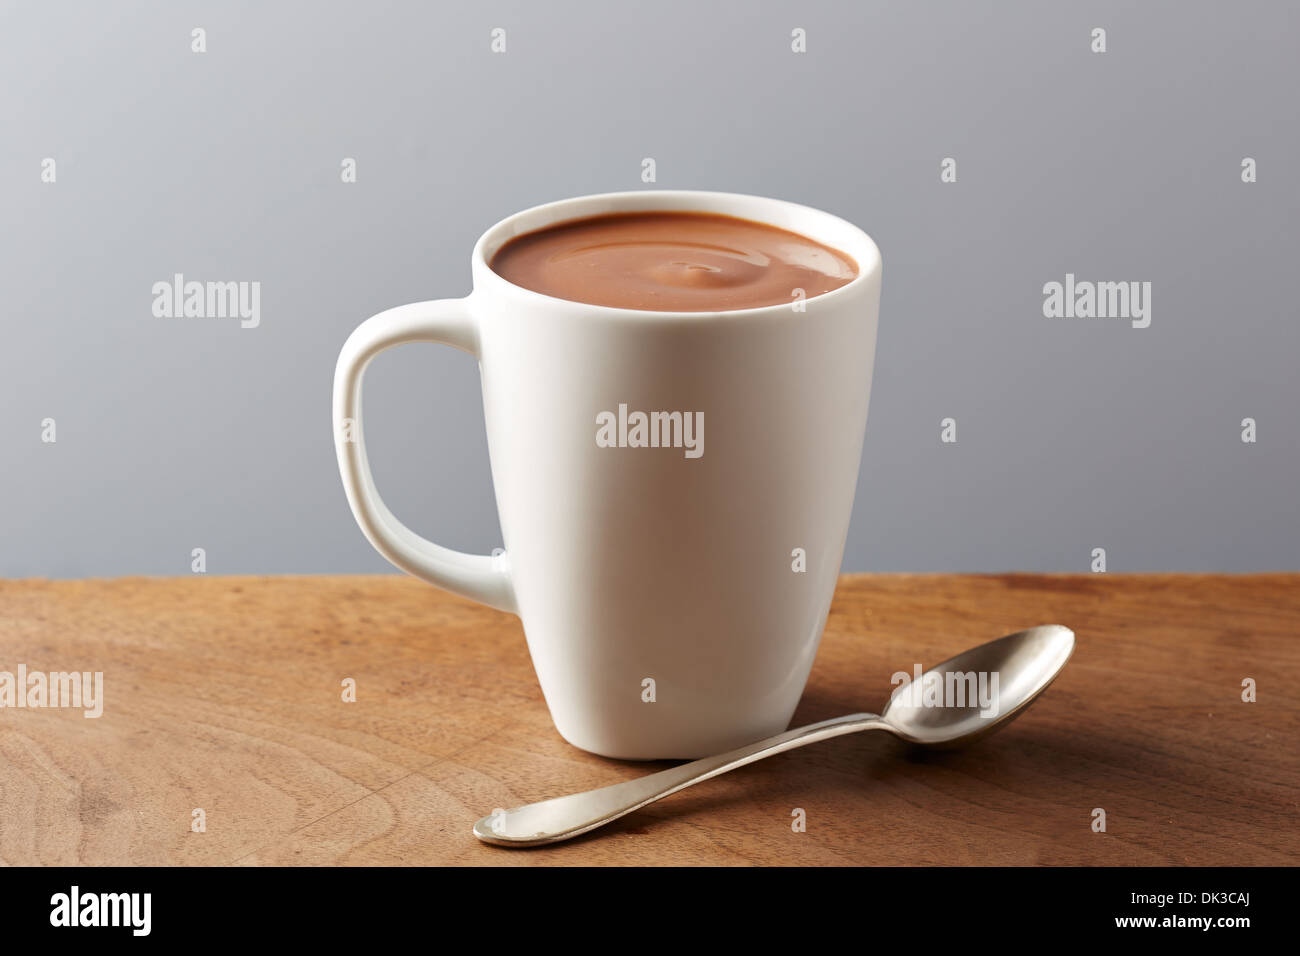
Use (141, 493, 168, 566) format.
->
(489, 210, 858, 312)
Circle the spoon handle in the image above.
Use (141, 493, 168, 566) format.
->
(473, 712, 885, 846)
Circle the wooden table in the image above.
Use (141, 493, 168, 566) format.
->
(1, 574, 1296, 866)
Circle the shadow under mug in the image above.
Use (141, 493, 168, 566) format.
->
(333, 190, 882, 759)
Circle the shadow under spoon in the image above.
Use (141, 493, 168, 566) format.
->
(473, 624, 1075, 847)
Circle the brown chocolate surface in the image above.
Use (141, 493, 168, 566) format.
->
(489, 211, 857, 312)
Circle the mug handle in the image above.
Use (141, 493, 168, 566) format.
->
(332, 299, 517, 615)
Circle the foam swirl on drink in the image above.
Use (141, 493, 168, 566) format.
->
(490, 212, 857, 312)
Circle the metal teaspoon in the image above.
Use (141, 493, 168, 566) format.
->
(474, 624, 1075, 847)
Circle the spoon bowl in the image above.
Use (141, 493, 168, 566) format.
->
(880, 624, 1075, 746)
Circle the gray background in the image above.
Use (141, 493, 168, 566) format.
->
(2, 0, 1297, 577)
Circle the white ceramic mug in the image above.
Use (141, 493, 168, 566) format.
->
(333, 190, 881, 759)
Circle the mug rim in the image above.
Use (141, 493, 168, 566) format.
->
(470, 190, 881, 320)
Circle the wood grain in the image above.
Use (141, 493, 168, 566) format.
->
(0, 574, 1296, 866)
